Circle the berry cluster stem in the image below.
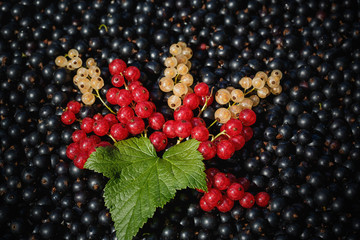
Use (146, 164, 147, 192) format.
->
(94, 89, 116, 114)
(244, 87, 256, 96)
(108, 134, 117, 143)
(207, 119, 218, 129)
(98, 24, 108, 32)
(211, 130, 227, 142)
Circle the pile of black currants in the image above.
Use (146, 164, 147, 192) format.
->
(1, 0, 360, 239)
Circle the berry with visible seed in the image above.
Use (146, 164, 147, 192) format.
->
(110, 123, 129, 141)
(61, 111, 76, 125)
(67, 101, 81, 114)
(224, 119, 243, 137)
(127, 117, 145, 135)
(198, 141, 217, 160)
(74, 153, 88, 169)
(149, 132, 168, 152)
(213, 173, 231, 190)
(239, 192, 255, 208)
(191, 126, 209, 142)
(148, 112, 165, 130)
(216, 140, 235, 159)
(226, 183, 245, 201)
(109, 59, 127, 75)
(135, 101, 154, 118)
(66, 143, 80, 160)
(117, 106, 135, 124)
(204, 188, 222, 207)
(174, 120, 193, 138)
(93, 120, 110, 136)
(132, 86, 149, 103)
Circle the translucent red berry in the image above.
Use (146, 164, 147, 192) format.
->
(239, 192, 255, 208)
(109, 59, 127, 75)
(163, 120, 177, 138)
(110, 123, 129, 141)
(128, 81, 142, 92)
(104, 114, 118, 127)
(132, 86, 149, 103)
(255, 192, 270, 207)
(174, 105, 194, 121)
(216, 140, 235, 159)
(230, 135, 246, 151)
(66, 142, 80, 160)
(200, 196, 215, 212)
(148, 112, 165, 130)
(191, 126, 209, 142)
(238, 109, 256, 126)
(237, 177, 250, 191)
(242, 126, 253, 142)
(135, 101, 154, 118)
(183, 93, 200, 110)
(126, 117, 145, 135)
(226, 182, 245, 201)
(111, 74, 125, 87)
(74, 153, 88, 169)
(106, 88, 120, 105)
(199, 94, 214, 106)
(89, 135, 101, 144)
(93, 113, 103, 121)
(224, 119, 243, 137)
(216, 195, 234, 212)
(79, 137, 97, 152)
(213, 172, 231, 190)
(198, 141, 217, 160)
(194, 82, 209, 97)
(67, 101, 81, 114)
(191, 117, 206, 127)
(149, 131, 168, 152)
(61, 111, 76, 125)
(117, 106, 135, 124)
(124, 66, 141, 82)
(93, 119, 110, 136)
(203, 188, 222, 207)
(205, 168, 220, 178)
(71, 130, 87, 143)
(81, 117, 95, 133)
(174, 120, 193, 138)
(117, 89, 133, 107)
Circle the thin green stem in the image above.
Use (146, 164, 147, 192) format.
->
(211, 130, 227, 142)
(207, 119, 218, 129)
(94, 89, 116, 114)
(176, 137, 184, 144)
(174, 74, 179, 84)
(244, 87, 256, 96)
(108, 134, 117, 143)
(98, 24, 108, 32)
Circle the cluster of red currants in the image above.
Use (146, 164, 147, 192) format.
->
(198, 168, 270, 212)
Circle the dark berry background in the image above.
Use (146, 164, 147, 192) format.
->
(1, 0, 360, 239)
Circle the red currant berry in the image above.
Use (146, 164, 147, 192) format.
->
(89, 135, 101, 144)
(230, 135, 246, 151)
(226, 173, 237, 183)
(205, 168, 220, 178)
(213, 172, 231, 190)
(81, 117, 95, 133)
(149, 131, 168, 152)
(239, 192, 255, 208)
(97, 141, 112, 147)
(200, 196, 215, 212)
(198, 141, 217, 160)
(110, 123, 129, 141)
(199, 94, 214, 106)
(135, 101, 154, 118)
(226, 182, 245, 201)
(174, 105, 194, 121)
(117, 106, 135, 124)
(148, 112, 165, 130)
(71, 130, 87, 143)
(109, 59, 127, 75)
(74, 153, 88, 169)
(116, 89, 133, 107)
(213, 135, 229, 146)
(132, 86, 149, 103)
(106, 88, 120, 105)
(237, 177, 250, 191)
(128, 81, 142, 92)
(203, 188, 222, 207)
(148, 101, 156, 112)
(174, 120, 193, 138)
(183, 93, 200, 110)
(124, 66, 140, 82)
(216, 140, 235, 159)
(79, 137, 97, 152)
(191, 126, 209, 142)
(224, 119, 243, 137)
(242, 126, 253, 142)
(61, 111, 76, 125)
(255, 192, 270, 207)
(127, 117, 145, 135)
(111, 74, 125, 87)
(217, 195, 234, 212)
(104, 114, 118, 127)
(191, 117, 206, 127)
(239, 109, 256, 126)
(67, 101, 81, 114)
(93, 113, 103, 121)
(66, 142, 80, 160)
(162, 120, 177, 138)
(194, 82, 209, 97)
(199, 43, 207, 50)
(93, 119, 110, 136)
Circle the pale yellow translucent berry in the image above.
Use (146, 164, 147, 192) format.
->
(173, 82, 188, 97)
(185, 61, 191, 70)
(271, 69, 282, 79)
(159, 77, 174, 92)
(89, 66, 101, 77)
(86, 58, 96, 68)
(164, 67, 177, 79)
(164, 57, 178, 68)
(226, 86, 235, 93)
(229, 105, 243, 118)
(177, 42, 187, 49)
(214, 108, 231, 124)
(252, 77, 265, 89)
(182, 47, 193, 59)
(168, 95, 182, 109)
(177, 63, 189, 75)
(215, 89, 231, 105)
(169, 43, 183, 56)
(266, 76, 280, 88)
(270, 85, 282, 95)
(66, 61, 74, 71)
(249, 95, 260, 106)
(68, 49, 79, 59)
(78, 79, 92, 93)
(231, 89, 244, 103)
(90, 77, 104, 90)
(73, 75, 83, 86)
(180, 74, 193, 86)
(55, 56, 68, 67)
(239, 98, 253, 109)
(82, 92, 95, 105)
(240, 77, 252, 89)
(255, 71, 268, 81)
(71, 57, 82, 69)
(77, 67, 89, 78)
(257, 87, 270, 98)
(176, 54, 188, 65)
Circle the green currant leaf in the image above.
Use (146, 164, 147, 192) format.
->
(101, 137, 206, 240)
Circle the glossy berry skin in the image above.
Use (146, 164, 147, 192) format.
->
(127, 117, 145, 135)
(183, 93, 200, 110)
(174, 106, 194, 121)
(199, 94, 214, 106)
(204, 188, 222, 207)
(89, 135, 101, 144)
(194, 82, 210, 96)
(226, 183, 245, 201)
(216, 140, 235, 160)
(81, 117, 95, 133)
(224, 119, 243, 137)
(117, 106, 135, 124)
(217, 196, 234, 213)
(213, 173, 231, 190)
(239, 109, 256, 126)
(197, 140, 217, 160)
(163, 120, 177, 138)
(61, 111, 76, 125)
(230, 135, 246, 151)
(67, 101, 81, 114)
(255, 192, 270, 207)
(148, 112, 165, 130)
(237, 177, 250, 191)
(110, 123, 129, 141)
(104, 114, 118, 127)
(135, 101, 154, 118)
(242, 126, 253, 142)
(213, 135, 229, 146)
(128, 81, 143, 92)
(191, 117, 206, 127)
(74, 153, 88, 169)
(111, 74, 125, 87)
(175, 120, 193, 138)
(109, 59, 127, 75)
(66, 143, 80, 160)
(116, 89, 133, 107)
(200, 196, 215, 212)
(72, 130, 87, 143)
(205, 168, 220, 178)
(149, 132, 168, 152)
(191, 126, 209, 142)
(132, 86, 149, 103)
(124, 66, 141, 82)
(93, 120, 110, 136)
(239, 192, 255, 208)
(106, 88, 120, 105)
(93, 113, 103, 121)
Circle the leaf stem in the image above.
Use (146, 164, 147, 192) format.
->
(94, 89, 116, 114)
